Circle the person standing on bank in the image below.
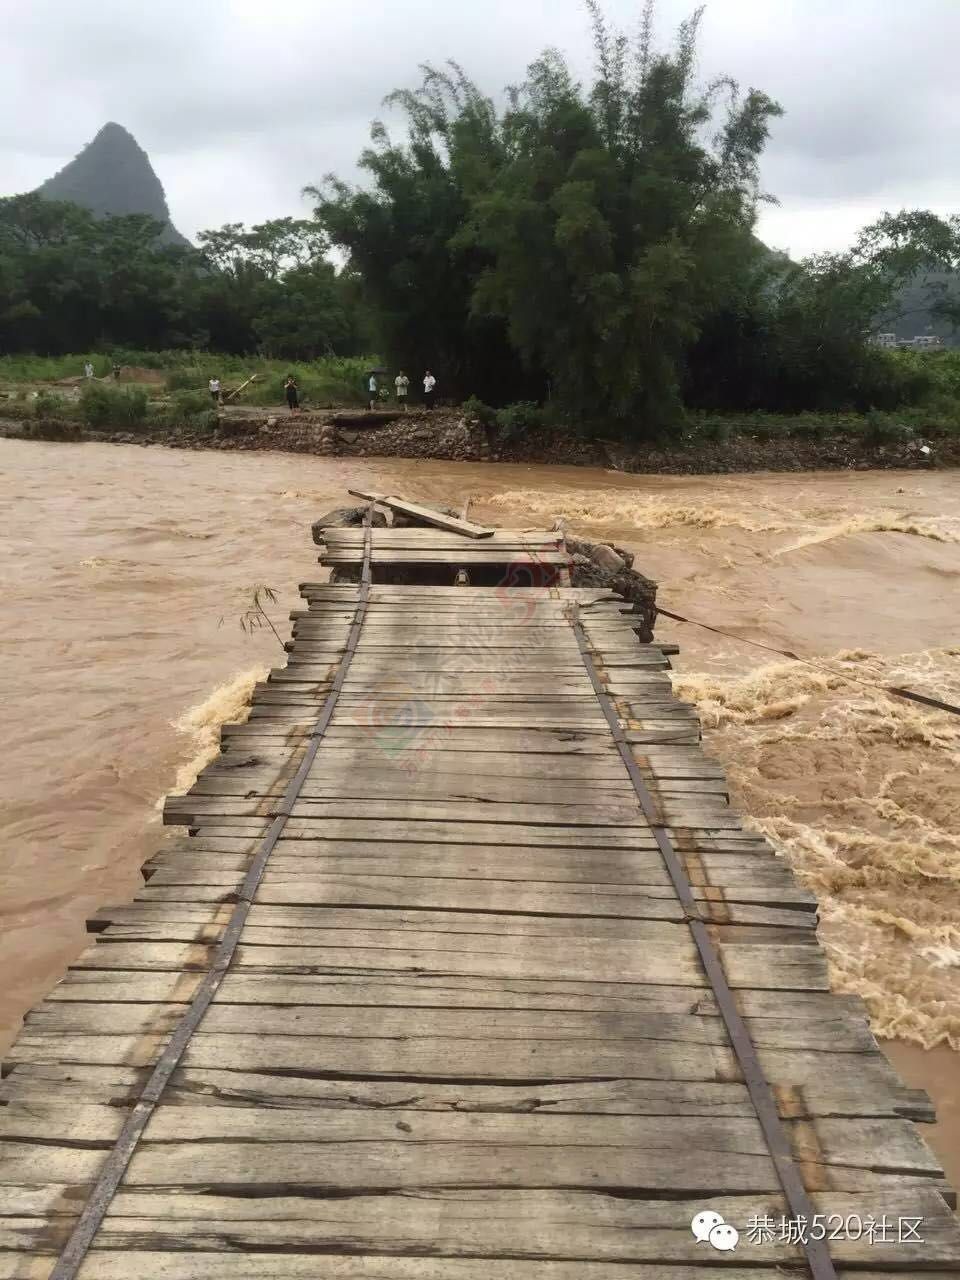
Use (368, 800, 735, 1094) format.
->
(395, 370, 410, 411)
(284, 376, 299, 415)
(368, 372, 379, 410)
(83, 361, 94, 380)
(112, 362, 121, 381)
(209, 376, 222, 405)
(423, 369, 437, 410)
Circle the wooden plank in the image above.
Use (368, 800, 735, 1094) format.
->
(139, 874, 813, 915)
(300, 584, 626, 598)
(1, 1060, 931, 1122)
(92, 900, 813, 940)
(42, 973, 848, 1020)
(20, 1004, 872, 1052)
(187, 775, 648, 807)
(185, 818, 714, 848)
(93, 919, 807, 951)
(198, 756, 719, 785)
(205, 751, 637, 779)
(0, 1252, 916, 1279)
(322, 550, 570, 564)
(347, 489, 495, 538)
(0, 1107, 940, 1186)
(140, 849, 806, 889)
(0, 1111, 939, 1193)
(166, 797, 649, 826)
(62, 937, 831, 989)
(321, 528, 558, 542)
(5, 1189, 955, 1268)
(119, 874, 809, 924)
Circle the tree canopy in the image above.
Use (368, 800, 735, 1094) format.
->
(0, 198, 365, 360)
(311, 3, 785, 427)
(311, 1, 960, 430)
(3, 1, 959, 432)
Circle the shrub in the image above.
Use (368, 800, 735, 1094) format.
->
(748, 415, 782, 443)
(461, 396, 497, 427)
(153, 389, 221, 432)
(188, 410, 220, 433)
(495, 401, 545, 439)
(860, 410, 914, 447)
(34, 391, 68, 419)
(698, 418, 730, 445)
(165, 368, 207, 392)
(679, 413, 733, 445)
(79, 384, 149, 429)
(171, 389, 213, 417)
(787, 414, 832, 441)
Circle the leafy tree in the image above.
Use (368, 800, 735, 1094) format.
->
(253, 263, 354, 359)
(314, 2, 960, 427)
(0, 194, 196, 353)
(685, 211, 960, 414)
(0, 197, 364, 360)
(195, 219, 358, 358)
(312, 3, 783, 428)
(307, 66, 534, 403)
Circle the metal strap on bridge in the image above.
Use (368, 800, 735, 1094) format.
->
(49, 512, 375, 1280)
(567, 603, 839, 1280)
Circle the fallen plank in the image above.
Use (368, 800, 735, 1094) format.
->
(348, 489, 495, 538)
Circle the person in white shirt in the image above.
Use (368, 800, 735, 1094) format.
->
(423, 370, 437, 411)
(395, 371, 410, 411)
(368, 374, 378, 410)
(209, 377, 222, 405)
(83, 361, 94, 379)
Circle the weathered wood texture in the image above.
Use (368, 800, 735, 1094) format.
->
(346, 490, 495, 538)
(1, 526, 956, 1278)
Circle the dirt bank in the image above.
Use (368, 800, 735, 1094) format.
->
(3, 407, 957, 472)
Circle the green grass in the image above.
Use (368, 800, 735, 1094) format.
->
(4, 348, 959, 441)
(0, 351, 376, 407)
(78, 384, 149, 429)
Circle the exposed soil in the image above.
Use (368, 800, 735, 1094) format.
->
(1, 406, 957, 473)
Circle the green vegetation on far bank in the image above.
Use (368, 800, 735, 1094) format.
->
(0, 350, 369, 398)
(5, 349, 957, 460)
(2, 5, 959, 442)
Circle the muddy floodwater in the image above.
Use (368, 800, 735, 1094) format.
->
(1, 438, 958, 1186)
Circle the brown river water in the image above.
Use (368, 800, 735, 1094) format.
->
(1, 438, 958, 1185)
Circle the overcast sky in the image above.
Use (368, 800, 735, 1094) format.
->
(2, 0, 957, 259)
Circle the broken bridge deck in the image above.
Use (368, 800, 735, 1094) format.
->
(1, 521, 958, 1278)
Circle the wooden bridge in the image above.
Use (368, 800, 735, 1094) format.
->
(1, 500, 958, 1278)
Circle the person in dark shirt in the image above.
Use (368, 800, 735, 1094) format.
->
(285, 376, 300, 414)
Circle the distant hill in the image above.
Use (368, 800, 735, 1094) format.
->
(755, 238, 959, 349)
(36, 122, 190, 247)
(879, 271, 960, 349)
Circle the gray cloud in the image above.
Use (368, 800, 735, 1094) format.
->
(2, 0, 958, 258)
